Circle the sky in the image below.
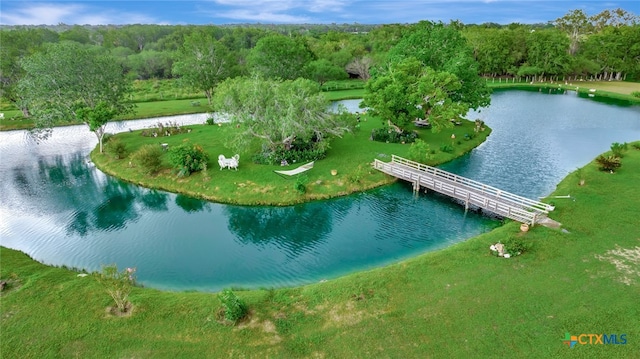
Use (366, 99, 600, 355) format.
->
(1, 0, 639, 26)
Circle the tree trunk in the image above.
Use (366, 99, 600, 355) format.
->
(21, 106, 31, 118)
(205, 90, 212, 105)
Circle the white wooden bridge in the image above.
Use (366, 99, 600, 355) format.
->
(373, 155, 555, 225)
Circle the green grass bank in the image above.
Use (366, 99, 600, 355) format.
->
(2, 143, 639, 358)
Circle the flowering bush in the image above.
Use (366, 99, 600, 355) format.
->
(94, 264, 136, 313)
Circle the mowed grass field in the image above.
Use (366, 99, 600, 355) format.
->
(2, 143, 639, 358)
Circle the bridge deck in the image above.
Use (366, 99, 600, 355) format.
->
(373, 155, 554, 225)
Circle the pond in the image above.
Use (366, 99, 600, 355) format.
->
(0, 90, 638, 291)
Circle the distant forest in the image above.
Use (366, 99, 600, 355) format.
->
(2, 8, 639, 109)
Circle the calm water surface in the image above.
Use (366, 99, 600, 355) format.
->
(0, 91, 638, 291)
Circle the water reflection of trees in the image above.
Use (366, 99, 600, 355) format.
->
(175, 194, 209, 213)
(5, 152, 172, 236)
(224, 200, 352, 256)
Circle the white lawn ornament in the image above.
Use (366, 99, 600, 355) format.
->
(218, 154, 239, 170)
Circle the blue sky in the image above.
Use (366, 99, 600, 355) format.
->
(1, 0, 639, 26)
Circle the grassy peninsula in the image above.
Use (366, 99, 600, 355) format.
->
(90, 110, 490, 206)
(2, 143, 639, 357)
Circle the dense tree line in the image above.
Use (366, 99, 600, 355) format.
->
(1, 8, 638, 128)
(464, 8, 640, 81)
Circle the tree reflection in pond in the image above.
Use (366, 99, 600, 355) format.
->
(224, 199, 353, 256)
(175, 194, 209, 213)
(4, 152, 173, 236)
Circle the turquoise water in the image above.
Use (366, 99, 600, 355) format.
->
(0, 91, 638, 291)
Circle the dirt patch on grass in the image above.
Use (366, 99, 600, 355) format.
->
(104, 302, 134, 318)
(596, 242, 640, 285)
(321, 300, 385, 329)
(235, 311, 282, 345)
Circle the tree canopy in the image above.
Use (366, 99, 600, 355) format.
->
(362, 57, 466, 131)
(247, 35, 314, 80)
(172, 30, 234, 104)
(19, 41, 133, 149)
(213, 76, 351, 154)
(389, 21, 491, 111)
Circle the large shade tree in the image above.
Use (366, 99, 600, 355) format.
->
(387, 21, 491, 112)
(362, 57, 466, 132)
(247, 34, 314, 80)
(213, 76, 351, 154)
(0, 28, 59, 118)
(19, 41, 133, 151)
(172, 30, 233, 105)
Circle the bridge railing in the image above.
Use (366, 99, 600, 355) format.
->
(378, 155, 554, 214)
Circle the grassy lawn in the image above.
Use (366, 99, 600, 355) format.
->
(91, 113, 490, 206)
(2, 143, 639, 358)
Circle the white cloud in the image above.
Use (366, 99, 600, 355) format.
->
(1, 4, 85, 25)
(0, 2, 159, 25)
(210, 10, 311, 23)
(208, 0, 347, 22)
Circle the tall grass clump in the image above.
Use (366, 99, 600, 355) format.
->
(131, 144, 164, 174)
(94, 264, 136, 315)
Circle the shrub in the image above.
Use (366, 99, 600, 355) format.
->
(140, 121, 190, 137)
(168, 144, 209, 176)
(106, 138, 128, 159)
(631, 91, 640, 98)
(408, 139, 432, 164)
(439, 144, 454, 153)
(205, 117, 215, 125)
(253, 139, 329, 165)
(610, 142, 628, 158)
(502, 236, 532, 256)
(370, 127, 418, 144)
(595, 155, 621, 172)
(218, 289, 247, 324)
(294, 175, 309, 194)
(132, 144, 164, 174)
(347, 164, 369, 184)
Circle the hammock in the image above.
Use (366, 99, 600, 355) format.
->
(274, 161, 314, 177)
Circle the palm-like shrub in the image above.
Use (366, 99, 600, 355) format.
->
(595, 155, 621, 172)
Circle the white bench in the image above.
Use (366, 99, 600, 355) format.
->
(218, 154, 239, 170)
